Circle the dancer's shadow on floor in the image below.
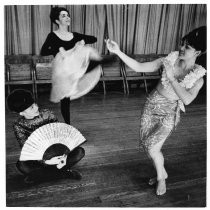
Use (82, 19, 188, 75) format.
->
(126, 162, 156, 190)
(6, 173, 67, 193)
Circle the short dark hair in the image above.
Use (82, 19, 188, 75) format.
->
(181, 26, 206, 53)
(50, 7, 70, 25)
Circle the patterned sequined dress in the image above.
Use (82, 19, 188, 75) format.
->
(139, 90, 181, 151)
(139, 52, 206, 151)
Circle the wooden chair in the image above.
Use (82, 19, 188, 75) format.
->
(5, 54, 35, 97)
(100, 55, 126, 94)
(32, 55, 54, 99)
(123, 54, 165, 94)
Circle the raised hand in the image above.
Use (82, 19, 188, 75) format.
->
(105, 39, 120, 54)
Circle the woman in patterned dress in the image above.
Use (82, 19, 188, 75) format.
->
(106, 26, 206, 195)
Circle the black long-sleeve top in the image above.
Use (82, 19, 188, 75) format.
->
(41, 32, 97, 57)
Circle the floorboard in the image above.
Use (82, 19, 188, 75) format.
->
(5, 89, 206, 207)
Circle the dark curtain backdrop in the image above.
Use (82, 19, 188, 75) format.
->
(4, 4, 206, 55)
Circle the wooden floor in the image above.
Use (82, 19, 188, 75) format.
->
(6, 87, 206, 207)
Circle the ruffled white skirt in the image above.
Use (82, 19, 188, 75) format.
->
(50, 44, 102, 103)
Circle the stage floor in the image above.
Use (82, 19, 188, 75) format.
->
(6, 89, 206, 207)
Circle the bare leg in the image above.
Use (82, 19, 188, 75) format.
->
(140, 100, 175, 195)
(148, 161, 157, 185)
(148, 139, 168, 195)
(148, 165, 168, 185)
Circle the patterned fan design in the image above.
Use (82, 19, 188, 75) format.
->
(19, 123, 86, 161)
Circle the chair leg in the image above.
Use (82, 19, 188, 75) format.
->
(102, 81, 106, 95)
(143, 79, 148, 93)
(34, 83, 38, 101)
(32, 83, 36, 102)
(121, 67, 128, 95)
(7, 85, 10, 95)
(122, 79, 127, 95)
(125, 80, 129, 95)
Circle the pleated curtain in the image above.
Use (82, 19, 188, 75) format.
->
(4, 4, 206, 55)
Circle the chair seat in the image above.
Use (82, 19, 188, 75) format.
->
(8, 63, 32, 81)
(5, 80, 34, 84)
(5, 54, 35, 97)
(35, 63, 52, 80)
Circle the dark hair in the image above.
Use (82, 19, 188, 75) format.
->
(42, 143, 70, 161)
(181, 26, 206, 53)
(50, 7, 70, 25)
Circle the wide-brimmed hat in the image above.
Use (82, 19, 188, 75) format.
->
(7, 89, 34, 113)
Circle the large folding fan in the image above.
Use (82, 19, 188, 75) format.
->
(19, 122, 86, 161)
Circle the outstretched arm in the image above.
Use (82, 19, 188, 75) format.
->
(76, 32, 97, 44)
(105, 39, 162, 73)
